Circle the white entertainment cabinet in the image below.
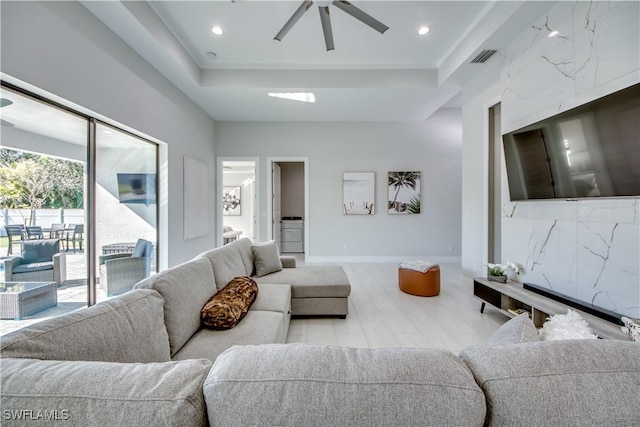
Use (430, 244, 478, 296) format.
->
(473, 277, 629, 340)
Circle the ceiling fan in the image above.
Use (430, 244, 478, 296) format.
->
(274, 0, 389, 51)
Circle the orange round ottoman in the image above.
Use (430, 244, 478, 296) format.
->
(398, 262, 440, 297)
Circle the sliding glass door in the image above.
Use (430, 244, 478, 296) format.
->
(0, 82, 158, 328)
(1, 85, 89, 313)
(95, 123, 157, 302)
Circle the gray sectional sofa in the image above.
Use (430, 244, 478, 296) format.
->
(1, 242, 638, 426)
(197, 238, 351, 317)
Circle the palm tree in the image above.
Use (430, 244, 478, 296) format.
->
(388, 171, 420, 210)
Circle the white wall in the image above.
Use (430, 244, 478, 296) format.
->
(216, 109, 462, 262)
(1, 1, 217, 267)
(462, 1, 640, 317)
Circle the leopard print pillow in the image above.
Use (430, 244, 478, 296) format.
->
(201, 276, 258, 330)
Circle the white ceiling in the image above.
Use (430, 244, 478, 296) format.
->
(80, 0, 554, 122)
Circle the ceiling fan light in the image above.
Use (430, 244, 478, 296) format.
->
(548, 30, 559, 38)
(418, 26, 430, 36)
(211, 25, 224, 35)
(316, 0, 333, 7)
(268, 92, 316, 103)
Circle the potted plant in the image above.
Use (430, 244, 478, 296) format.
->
(487, 262, 521, 283)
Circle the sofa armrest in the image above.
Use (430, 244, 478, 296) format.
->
(280, 256, 296, 268)
(3, 256, 24, 279)
(1, 358, 211, 426)
(52, 252, 67, 285)
(99, 252, 133, 265)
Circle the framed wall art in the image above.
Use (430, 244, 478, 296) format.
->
(223, 186, 241, 216)
(388, 171, 421, 214)
(342, 172, 375, 215)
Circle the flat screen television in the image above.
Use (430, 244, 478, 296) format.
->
(117, 173, 157, 205)
(502, 83, 640, 201)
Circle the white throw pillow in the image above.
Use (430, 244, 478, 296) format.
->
(539, 309, 598, 340)
(252, 240, 283, 277)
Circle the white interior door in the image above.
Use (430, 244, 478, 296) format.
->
(272, 162, 281, 249)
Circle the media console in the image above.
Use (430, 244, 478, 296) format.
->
(473, 277, 629, 340)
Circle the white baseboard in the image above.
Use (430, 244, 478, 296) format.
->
(304, 255, 462, 264)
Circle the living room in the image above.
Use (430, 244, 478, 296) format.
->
(1, 1, 639, 425)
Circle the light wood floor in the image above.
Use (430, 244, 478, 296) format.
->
(286, 262, 507, 354)
(1, 259, 509, 353)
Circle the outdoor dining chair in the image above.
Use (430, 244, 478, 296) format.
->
(49, 223, 66, 239)
(4, 225, 25, 256)
(65, 224, 84, 253)
(25, 226, 44, 240)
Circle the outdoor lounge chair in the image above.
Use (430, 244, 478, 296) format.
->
(98, 238, 153, 297)
(4, 239, 67, 286)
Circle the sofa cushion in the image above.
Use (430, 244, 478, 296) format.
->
(0, 289, 171, 363)
(1, 357, 210, 427)
(487, 313, 540, 346)
(253, 265, 351, 298)
(198, 245, 247, 291)
(252, 283, 292, 334)
(21, 239, 60, 263)
(252, 240, 282, 277)
(459, 339, 640, 426)
(134, 257, 215, 356)
(12, 261, 54, 274)
(252, 283, 291, 314)
(201, 277, 258, 330)
(204, 344, 485, 426)
(172, 311, 286, 362)
(228, 238, 254, 276)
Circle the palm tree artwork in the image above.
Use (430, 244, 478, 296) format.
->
(388, 171, 421, 214)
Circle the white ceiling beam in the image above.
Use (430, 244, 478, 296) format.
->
(200, 69, 438, 89)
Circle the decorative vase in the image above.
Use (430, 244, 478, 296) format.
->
(487, 274, 507, 283)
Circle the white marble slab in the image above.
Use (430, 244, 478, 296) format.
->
(500, 1, 640, 319)
(501, 0, 640, 133)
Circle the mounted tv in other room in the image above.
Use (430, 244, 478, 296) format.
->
(502, 83, 640, 201)
(117, 173, 157, 205)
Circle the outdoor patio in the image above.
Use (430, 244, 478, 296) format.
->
(0, 251, 106, 336)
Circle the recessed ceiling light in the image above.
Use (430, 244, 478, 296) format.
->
(548, 30, 559, 38)
(268, 92, 316, 103)
(211, 25, 224, 35)
(418, 26, 430, 36)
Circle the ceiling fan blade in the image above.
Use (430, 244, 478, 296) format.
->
(333, 0, 389, 34)
(319, 6, 335, 51)
(274, 0, 314, 41)
(0, 98, 13, 108)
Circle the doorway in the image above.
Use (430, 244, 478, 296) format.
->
(267, 157, 309, 256)
(218, 158, 257, 246)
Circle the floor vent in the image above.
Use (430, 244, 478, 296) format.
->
(470, 49, 498, 64)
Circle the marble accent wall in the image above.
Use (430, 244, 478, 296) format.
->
(499, 1, 640, 318)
